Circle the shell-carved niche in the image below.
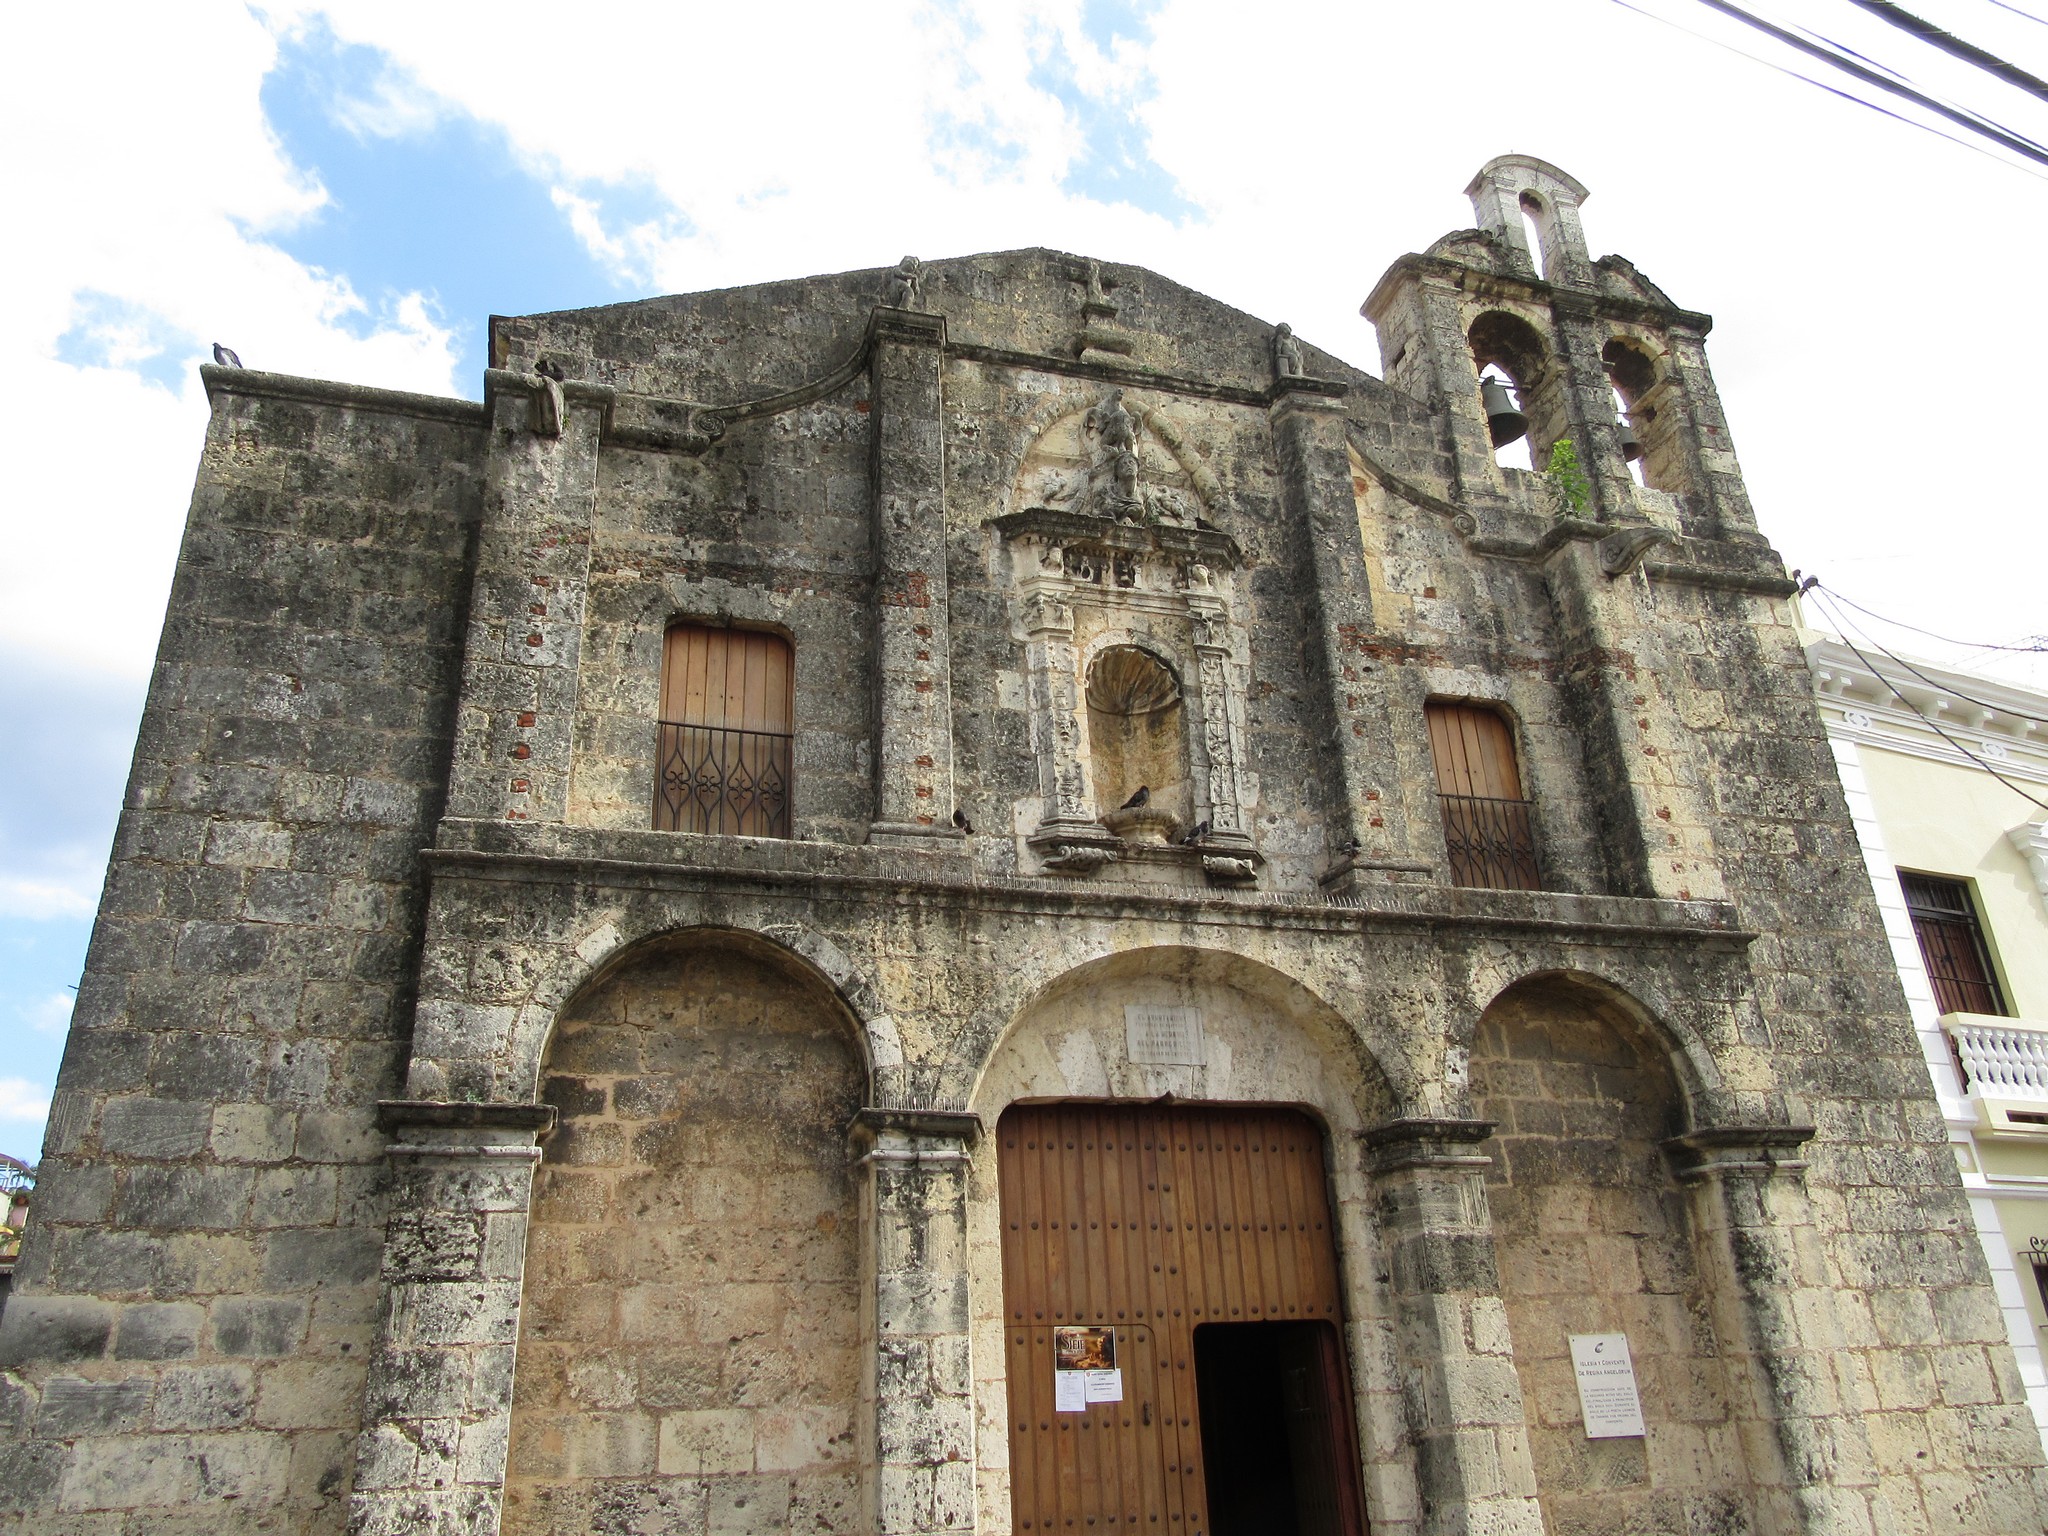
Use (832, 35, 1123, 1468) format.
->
(994, 389, 1258, 888)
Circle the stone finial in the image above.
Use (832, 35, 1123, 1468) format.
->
(886, 254, 926, 310)
(1272, 322, 1304, 381)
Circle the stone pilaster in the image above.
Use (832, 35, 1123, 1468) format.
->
(1670, 1128, 1879, 1536)
(347, 1101, 555, 1536)
(1663, 322, 1764, 543)
(1361, 1118, 1545, 1536)
(853, 1108, 981, 1536)
(1271, 378, 1424, 888)
(1019, 589, 1091, 831)
(1543, 534, 1730, 902)
(866, 308, 963, 850)
(444, 371, 610, 826)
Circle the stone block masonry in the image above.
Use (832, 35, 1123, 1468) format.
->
(5, 155, 2044, 1536)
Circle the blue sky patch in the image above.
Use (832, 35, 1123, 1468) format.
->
(260, 25, 667, 391)
(1029, 2, 1201, 223)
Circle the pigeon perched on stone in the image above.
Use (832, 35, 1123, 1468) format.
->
(211, 343, 243, 368)
(1118, 785, 1149, 810)
(1179, 819, 1210, 845)
(952, 808, 973, 834)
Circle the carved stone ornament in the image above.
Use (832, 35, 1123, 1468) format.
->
(997, 392, 1260, 874)
(1272, 322, 1305, 382)
(1042, 843, 1118, 876)
(886, 255, 926, 311)
(1201, 855, 1258, 885)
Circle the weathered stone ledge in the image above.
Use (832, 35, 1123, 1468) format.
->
(199, 362, 487, 426)
(424, 817, 1752, 945)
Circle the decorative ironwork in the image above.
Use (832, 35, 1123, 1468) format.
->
(654, 722, 792, 838)
(1438, 792, 1541, 891)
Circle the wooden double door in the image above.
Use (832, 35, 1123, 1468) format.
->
(997, 1104, 1368, 1536)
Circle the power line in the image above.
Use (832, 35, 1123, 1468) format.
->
(1813, 599, 2048, 812)
(1848, 0, 2048, 100)
(1810, 589, 2048, 725)
(1609, 0, 2048, 179)
(1806, 579, 2048, 651)
(1687, 0, 2048, 166)
(1980, 0, 2048, 29)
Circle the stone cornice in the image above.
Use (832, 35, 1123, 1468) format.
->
(1361, 250, 1714, 333)
(200, 363, 486, 427)
(421, 820, 1753, 948)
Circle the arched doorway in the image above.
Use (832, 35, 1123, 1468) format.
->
(501, 931, 867, 1535)
(967, 947, 1395, 1536)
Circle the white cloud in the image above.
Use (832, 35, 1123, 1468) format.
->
(0, 1079, 52, 1125)
(0, 2, 460, 682)
(20, 993, 75, 1040)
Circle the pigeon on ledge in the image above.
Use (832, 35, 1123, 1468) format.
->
(211, 343, 243, 368)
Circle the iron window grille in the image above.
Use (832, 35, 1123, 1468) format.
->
(1901, 871, 2007, 1017)
(654, 722, 793, 838)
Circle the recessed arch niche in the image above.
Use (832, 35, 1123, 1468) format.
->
(502, 929, 866, 1536)
(1085, 644, 1192, 831)
(1470, 972, 1758, 1532)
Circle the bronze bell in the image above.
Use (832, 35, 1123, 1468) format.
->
(1480, 375, 1528, 447)
(1618, 415, 1643, 462)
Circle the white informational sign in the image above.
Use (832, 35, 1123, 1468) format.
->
(1569, 1333, 1646, 1439)
(1125, 1004, 1205, 1065)
(1054, 1371, 1087, 1412)
(1083, 1369, 1123, 1404)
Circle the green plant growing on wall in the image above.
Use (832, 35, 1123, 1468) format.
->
(1545, 438, 1591, 516)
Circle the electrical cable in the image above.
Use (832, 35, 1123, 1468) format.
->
(1809, 589, 2048, 725)
(1686, 0, 2048, 165)
(1980, 0, 2048, 29)
(1846, 0, 2048, 102)
(1806, 579, 2048, 651)
(1793, 18, 2048, 151)
(1609, 0, 2048, 179)
(1807, 594, 2048, 812)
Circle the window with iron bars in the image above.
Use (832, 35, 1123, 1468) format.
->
(654, 625, 794, 838)
(1424, 700, 1542, 891)
(1900, 871, 2007, 1017)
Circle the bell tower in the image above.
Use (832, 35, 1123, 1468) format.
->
(1364, 155, 1763, 545)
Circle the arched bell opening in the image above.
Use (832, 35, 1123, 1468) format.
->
(1469, 310, 1562, 476)
(1603, 336, 1690, 499)
(1470, 973, 1758, 1532)
(1086, 644, 1193, 842)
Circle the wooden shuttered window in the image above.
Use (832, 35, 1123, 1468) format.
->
(654, 625, 794, 837)
(1424, 701, 1541, 891)
(1901, 872, 2007, 1017)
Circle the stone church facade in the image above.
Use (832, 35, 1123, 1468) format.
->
(3, 157, 2043, 1535)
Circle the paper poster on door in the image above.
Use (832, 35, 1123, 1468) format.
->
(1569, 1332, 1646, 1439)
(1054, 1326, 1123, 1410)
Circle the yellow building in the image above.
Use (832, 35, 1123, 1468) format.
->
(1809, 628, 2048, 1447)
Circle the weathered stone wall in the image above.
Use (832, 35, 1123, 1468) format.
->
(504, 936, 864, 1535)
(1473, 976, 1754, 1533)
(7, 179, 2048, 1536)
(0, 376, 483, 1531)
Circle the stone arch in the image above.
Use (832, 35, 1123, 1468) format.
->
(959, 943, 1406, 1532)
(503, 923, 871, 1536)
(1468, 969, 1763, 1532)
(1453, 961, 1728, 1128)
(954, 942, 1400, 1124)
(493, 912, 895, 1108)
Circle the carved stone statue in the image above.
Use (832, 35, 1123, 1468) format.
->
(886, 255, 926, 310)
(1085, 388, 1142, 519)
(1272, 322, 1304, 380)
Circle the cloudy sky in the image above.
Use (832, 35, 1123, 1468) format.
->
(3, 0, 2045, 1162)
